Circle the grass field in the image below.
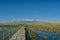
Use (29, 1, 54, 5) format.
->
(26, 23, 60, 40)
(26, 23, 60, 34)
(0, 23, 60, 40)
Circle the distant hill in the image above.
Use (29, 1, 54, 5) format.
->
(11, 21, 38, 24)
(0, 20, 39, 24)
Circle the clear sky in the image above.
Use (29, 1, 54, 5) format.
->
(0, 0, 60, 23)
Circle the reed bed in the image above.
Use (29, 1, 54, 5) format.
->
(26, 23, 60, 34)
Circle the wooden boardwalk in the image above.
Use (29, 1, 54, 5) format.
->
(9, 27, 25, 40)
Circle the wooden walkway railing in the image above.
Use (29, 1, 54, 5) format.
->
(9, 27, 25, 40)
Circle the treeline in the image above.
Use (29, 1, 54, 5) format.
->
(0, 24, 24, 27)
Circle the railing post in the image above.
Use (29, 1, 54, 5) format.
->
(9, 29, 11, 40)
(11, 28, 13, 36)
(3, 32, 4, 40)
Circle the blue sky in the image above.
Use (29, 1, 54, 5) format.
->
(0, 0, 60, 23)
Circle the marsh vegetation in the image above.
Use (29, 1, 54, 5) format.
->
(0, 24, 23, 40)
(0, 23, 60, 40)
(26, 23, 60, 40)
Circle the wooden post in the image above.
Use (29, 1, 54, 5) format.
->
(12, 28, 13, 35)
(44, 36, 48, 40)
(3, 32, 4, 40)
(9, 29, 10, 39)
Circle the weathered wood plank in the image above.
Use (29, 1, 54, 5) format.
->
(9, 27, 25, 40)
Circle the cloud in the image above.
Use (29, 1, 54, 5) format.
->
(0, 18, 20, 23)
(0, 19, 28, 23)
(1, 18, 60, 23)
(0, 18, 40, 23)
(22, 19, 34, 21)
